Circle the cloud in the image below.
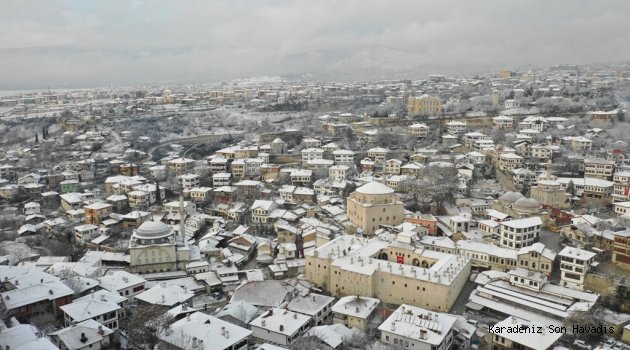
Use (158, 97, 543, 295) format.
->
(1, 0, 629, 89)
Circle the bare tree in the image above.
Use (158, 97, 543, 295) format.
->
(122, 304, 173, 350)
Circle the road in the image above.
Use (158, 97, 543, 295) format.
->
(147, 131, 244, 159)
(450, 278, 477, 315)
(497, 170, 518, 192)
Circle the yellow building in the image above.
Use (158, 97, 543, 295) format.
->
(531, 179, 569, 209)
(305, 235, 471, 312)
(498, 70, 514, 78)
(408, 94, 441, 116)
(347, 182, 404, 236)
(84, 202, 113, 225)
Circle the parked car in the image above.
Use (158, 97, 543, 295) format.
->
(573, 340, 592, 350)
(603, 338, 616, 348)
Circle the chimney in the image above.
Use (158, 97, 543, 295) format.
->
(40, 278, 43, 283)
(293, 313, 297, 319)
(186, 313, 191, 321)
(80, 332, 88, 343)
(390, 321, 395, 331)
(224, 330, 229, 339)
(220, 327, 226, 336)
(262, 319, 266, 327)
(279, 325, 284, 332)
(97, 325, 104, 336)
(161, 295, 165, 303)
(198, 339, 204, 349)
(192, 337, 198, 348)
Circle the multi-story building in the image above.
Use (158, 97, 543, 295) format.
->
(556, 177, 614, 199)
(231, 159, 245, 179)
(613, 229, 630, 268)
(570, 136, 593, 151)
(305, 235, 471, 312)
(286, 293, 335, 326)
(160, 312, 251, 350)
(167, 158, 195, 176)
(60, 297, 121, 331)
(558, 246, 596, 290)
(301, 148, 324, 166)
(213, 172, 232, 187)
(499, 217, 542, 249)
(613, 171, 630, 183)
(178, 173, 200, 189)
(384, 159, 402, 175)
(84, 202, 113, 225)
(187, 187, 212, 203)
(251, 200, 278, 225)
(367, 147, 388, 163)
(347, 182, 404, 236)
(498, 153, 524, 172)
(208, 156, 228, 173)
(0, 164, 16, 179)
(614, 202, 630, 215)
(249, 308, 310, 346)
(408, 123, 430, 137)
(613, 181, 630, 202)
(408, 94, 441, 115)
(329, 165, 350, 182)
(127, 190, 150, 209)
(333, 149, 355, 166)
(0, 267, 74, 320)
(584, 157, 615, 180)
(463, 132, 490, 148)
(378, 304, 456, 350)
(530, 144, 558, 160)
(290, 169, 312, 186)
(512, 168, 536, 188)
(492, 115, 514, 129)
(445, 121, 467, 135)
(74, 224, 99, 243)
(332, 296, 380, 332)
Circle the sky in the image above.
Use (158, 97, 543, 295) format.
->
(1, 0, 629, 89)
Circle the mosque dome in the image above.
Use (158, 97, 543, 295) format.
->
(499, 191, 525, 203)
(134, 220, 173, 239)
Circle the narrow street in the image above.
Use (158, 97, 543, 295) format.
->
(497, 170, 518, 192)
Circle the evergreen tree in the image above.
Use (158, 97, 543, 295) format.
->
(34, 133, 39, 144)
(154, 180, 161, 203)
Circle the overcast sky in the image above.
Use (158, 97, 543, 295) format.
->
(1, 0, 629, 89)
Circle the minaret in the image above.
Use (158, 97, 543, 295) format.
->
(179, 193, 186, 241)
(546, 159, 552, 180)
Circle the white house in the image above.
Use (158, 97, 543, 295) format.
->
(499, 217, 542, 249)
(378, 304, 456, 350)
(249, 308, 311, 346)
(159, 312, 251, 350)
(558, 246, 596, 291)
